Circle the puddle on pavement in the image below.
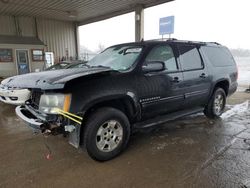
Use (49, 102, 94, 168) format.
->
(0, 99, 250, 187)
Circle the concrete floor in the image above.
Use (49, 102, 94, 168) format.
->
(0, 92, 250, 188)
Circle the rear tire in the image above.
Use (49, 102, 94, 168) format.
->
(83, 107, 130, 161)
(204, 87, 226, 119)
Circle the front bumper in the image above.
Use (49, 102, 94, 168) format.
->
(15, 105, 81, 148)
(15, 105, 45, 130)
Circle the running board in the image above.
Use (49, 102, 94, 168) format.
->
(134, 107, 204, 129)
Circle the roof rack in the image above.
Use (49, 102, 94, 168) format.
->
(167, 40, 222, 46)
(208, 42, 221, 45)
(144, 38, 221, 46)
(167, 39, 206, 44)
(145, 38, 177, 42)
(166, 38, 177, 41)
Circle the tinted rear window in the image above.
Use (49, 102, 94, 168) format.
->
(201, 46, 235, 67)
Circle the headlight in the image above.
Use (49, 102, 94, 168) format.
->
(39, 94, 71, 114)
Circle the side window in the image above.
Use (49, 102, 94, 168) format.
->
(201, 46, 235, 67)
(145, 45, 178, 71)
(178, 45, 203, 71)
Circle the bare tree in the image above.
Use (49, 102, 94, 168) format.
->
(97, 43, 106, 53)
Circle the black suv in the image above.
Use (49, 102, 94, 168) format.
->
(2, 39, 238, 161)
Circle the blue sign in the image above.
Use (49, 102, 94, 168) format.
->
(159, 16, 175, 35)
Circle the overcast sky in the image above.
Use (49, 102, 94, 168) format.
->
(79, 0, 250, 52)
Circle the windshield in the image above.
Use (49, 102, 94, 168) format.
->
(86, 45, 143, 71)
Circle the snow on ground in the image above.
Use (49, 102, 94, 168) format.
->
(221, 100, 249, 119)
(235, 57, 250, 87)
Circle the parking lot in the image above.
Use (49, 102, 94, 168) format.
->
(0, 91, 249, 188)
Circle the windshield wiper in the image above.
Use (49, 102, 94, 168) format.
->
(81, 64, 91, 68)
(90, 65, 121, 72)
(90, 65, 111, 69)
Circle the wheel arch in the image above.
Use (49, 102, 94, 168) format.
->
(81, 93, 140, 124)
(79, 94, 140, 146)
(206, 79, 229, 106)
(213, 79, 230, 96)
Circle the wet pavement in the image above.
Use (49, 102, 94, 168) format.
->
(0, 92, 250, 188)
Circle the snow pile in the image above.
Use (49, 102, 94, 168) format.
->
(221, 100, 249, 119)
(235, 57, 250, 86)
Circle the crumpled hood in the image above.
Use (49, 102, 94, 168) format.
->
(1, 67, 112, 90)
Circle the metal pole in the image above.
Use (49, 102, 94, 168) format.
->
(74, 22, 79, 60)
(135, 5, 144, 42)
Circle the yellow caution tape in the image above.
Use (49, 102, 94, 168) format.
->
(54, 108, 82, 125)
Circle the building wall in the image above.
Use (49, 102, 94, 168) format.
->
(0, 44, 45, 77)
(36, 18, 76, 62)
(18, 17, 37, 37)
(0, 15, 16, 35)
(0, 15, 76, 62)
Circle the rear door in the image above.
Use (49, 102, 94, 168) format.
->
(177, 44, 212, 108)
(139, 44, 185, 119)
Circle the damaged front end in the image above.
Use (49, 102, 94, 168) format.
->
(2, 66, 115, 149)
(15, 91, 82, 148)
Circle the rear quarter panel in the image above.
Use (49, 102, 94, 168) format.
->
(199, 45, 238, 97)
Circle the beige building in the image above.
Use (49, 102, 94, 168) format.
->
(0, 15, 77, 78)
(0, 0, 173, 78)
(0, 35, 45, 77)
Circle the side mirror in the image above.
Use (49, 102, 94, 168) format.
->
(142, 61, 165, 73)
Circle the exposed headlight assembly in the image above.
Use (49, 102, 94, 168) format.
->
(39, 94, 71, 114)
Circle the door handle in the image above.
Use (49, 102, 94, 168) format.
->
(171, 77, 180, 83)
(200, 73, 207, 78)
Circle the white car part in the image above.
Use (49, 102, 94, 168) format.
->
(0, 86, 30, 105)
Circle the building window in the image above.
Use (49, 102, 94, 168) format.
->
(31, 49, 44, 61)
(0, 49, 13, 62)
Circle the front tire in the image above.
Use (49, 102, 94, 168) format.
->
(83, 107, 130, 161)
(204, 87, 226, 119)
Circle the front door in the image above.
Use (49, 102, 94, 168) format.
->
(139, 44, 185, 119)
(16, 50, 30, 75)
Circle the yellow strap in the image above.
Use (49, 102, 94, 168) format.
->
(56, 111, 82, 125)
(56, 109, 83, 120)
(53, 108, 83, 125)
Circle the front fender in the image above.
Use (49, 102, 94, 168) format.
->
(81, 91, 140, 117)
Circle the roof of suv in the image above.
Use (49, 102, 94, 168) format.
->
(110, 39, 222, 48)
